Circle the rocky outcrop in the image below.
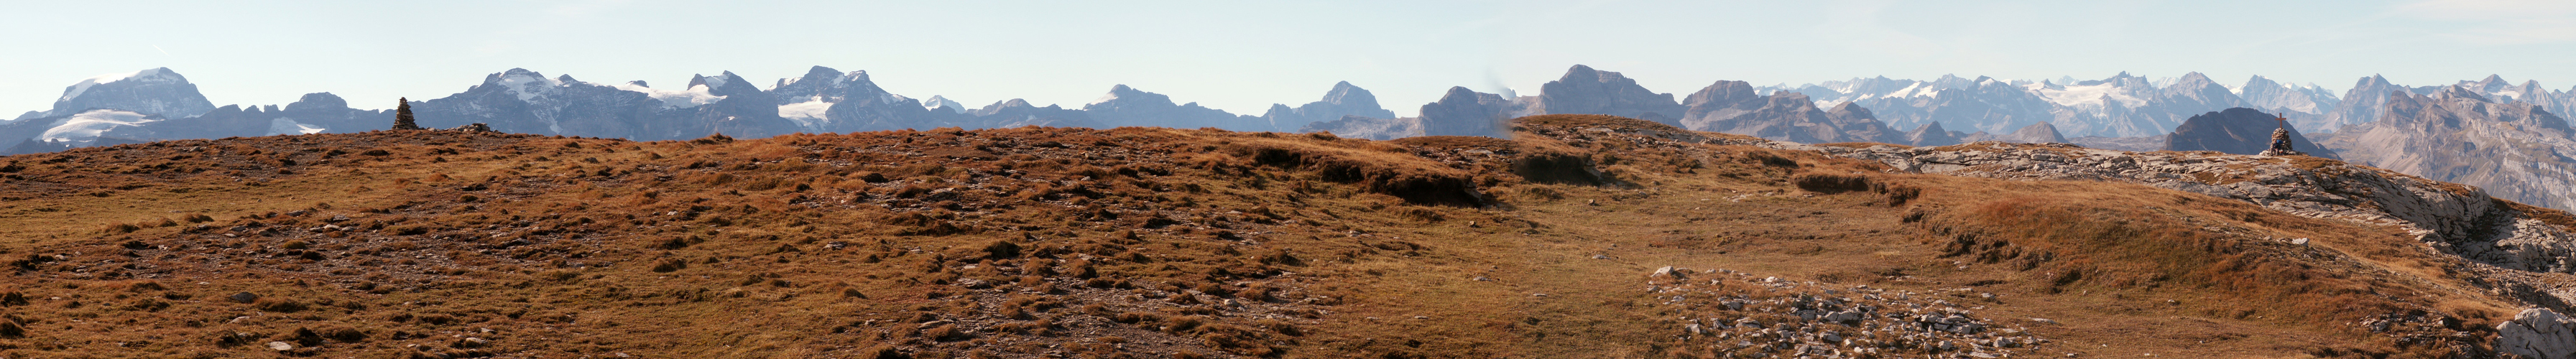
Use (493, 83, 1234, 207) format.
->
(1260, 81, 1397, 131)
(2498, 308, 2576, 359)
(1419, 87, 1520, 138)
(19, 67, 216, 120)
(2319, 85, 2576, 210)
(2163, 108, 2338, 159)
(1647, 266, 2049, 358)
(2069, 135, 2164, 151)
(1529, 65, 1687, 126)
(1802, 141, 2576, 278)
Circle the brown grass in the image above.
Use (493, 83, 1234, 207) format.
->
(0, 116, 2517, 358)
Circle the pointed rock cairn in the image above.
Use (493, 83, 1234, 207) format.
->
(2257, 112, 2304, 157)
(392, 97, 423, 131)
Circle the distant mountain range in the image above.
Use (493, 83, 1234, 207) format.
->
(9, 65, 2576, 209)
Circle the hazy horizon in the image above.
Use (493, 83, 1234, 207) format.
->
(6, 0, 2574, 118)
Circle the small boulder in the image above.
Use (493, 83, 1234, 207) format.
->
(2497, 308, 2576, 359)
(266, 341, 294, 351)
(1651, 266, 1691, 280)
(228, 292, 259, 304)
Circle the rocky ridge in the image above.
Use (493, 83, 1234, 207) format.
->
(1791, 141, 2576, 309)
(2319, 85, 2576, 210)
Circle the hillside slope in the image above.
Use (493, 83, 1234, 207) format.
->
(0, 116, 2563, 358)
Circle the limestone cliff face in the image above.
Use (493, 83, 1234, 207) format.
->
(1530, 65, 1687, 126)
(2320, 85, 2576, 210)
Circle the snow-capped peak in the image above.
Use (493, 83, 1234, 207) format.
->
(612, 81, 725, 109)
(494, 71, 563, 102)
(60, 67, 186, 102)
(1091, 87, 1127, 106)
(701, 72, 734, 90)
(924, 95, 968, 113)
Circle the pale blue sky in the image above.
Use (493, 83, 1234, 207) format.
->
(6, 0, 2574, 117)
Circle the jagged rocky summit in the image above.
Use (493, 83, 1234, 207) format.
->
(2319, 85, 2576, 210)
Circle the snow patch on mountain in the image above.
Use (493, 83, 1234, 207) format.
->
(611, 81, 725, 108)
(60, 67, 183, 102)
(495, 73, 563, 102)
(924, 95, 968, 113)
(267, 118, 324, 136)
(39, 110, 154, 144)
(778, 96, 834, 129)
(2032, 82, 2148, 109)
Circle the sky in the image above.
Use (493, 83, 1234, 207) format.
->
(5, 0, 2575, 118)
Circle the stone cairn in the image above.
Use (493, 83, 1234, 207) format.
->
(2258, 112, 2306, 157)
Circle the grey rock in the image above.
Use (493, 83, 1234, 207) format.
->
(2498, 308, 2576, 359)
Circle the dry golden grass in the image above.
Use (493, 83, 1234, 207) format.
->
(0, 116, 2522, 358)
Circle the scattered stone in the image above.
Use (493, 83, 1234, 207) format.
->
(1651, 266, 1691, 280)
(228, 292, 258, 304)
(446, 123, 496, 132)
(265, 341, 293, 351)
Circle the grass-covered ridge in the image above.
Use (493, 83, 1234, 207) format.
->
(0, 115, 2521, 358)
